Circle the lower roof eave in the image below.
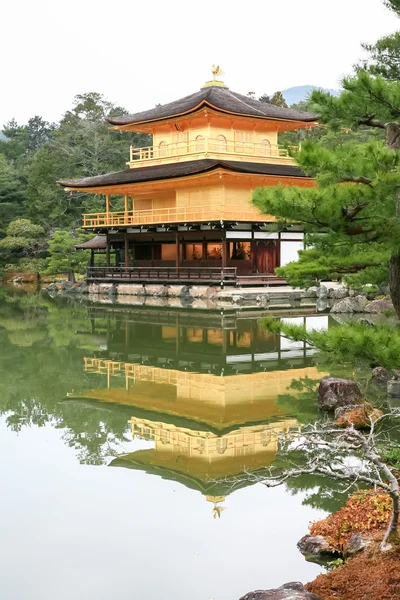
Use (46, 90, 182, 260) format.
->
(58, 159, 312, 194)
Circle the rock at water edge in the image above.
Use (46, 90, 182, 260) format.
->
(318, 376, 362, 412)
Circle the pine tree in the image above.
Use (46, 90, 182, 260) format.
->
(253, 71, 400, 314)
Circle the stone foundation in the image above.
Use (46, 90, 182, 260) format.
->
(46, 281, 353, 311)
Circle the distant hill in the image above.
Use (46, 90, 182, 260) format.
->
(281, 85, 340, 107)
(0, 131, 9, 142)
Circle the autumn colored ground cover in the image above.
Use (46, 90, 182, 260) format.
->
(306, 544, 400, 600)
(309, 490, 392, 553)
(306, 488, 400, 600)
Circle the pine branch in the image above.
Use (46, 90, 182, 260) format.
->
(341, 177, 373, 186)
(358, 116, 387, 129)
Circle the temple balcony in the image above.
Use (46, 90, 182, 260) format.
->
(128, 138, 297, 168)
(82, 204, 263, 229)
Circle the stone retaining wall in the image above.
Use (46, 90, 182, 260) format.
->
(45, 281, 353, 311)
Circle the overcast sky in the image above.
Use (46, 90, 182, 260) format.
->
(1, 0, 398, 126)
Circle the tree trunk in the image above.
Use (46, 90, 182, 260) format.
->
(68, 269, 76, 283)
(387, 125, 400, 317)
(383, 491, 400, 545)
(389, 253, 400, 318)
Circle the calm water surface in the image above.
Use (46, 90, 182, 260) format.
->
(0, 289, 334, 600)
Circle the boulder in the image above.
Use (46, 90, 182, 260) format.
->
(365, 299, 394, 313)
(335, 402, 372, 419)
(372, 366, 390, 383)
(297, 534, 332, 557)
(304, 286, 318, 298)
(347, 532, 369, 556)
(240, 582, 323, 600)
(46, 283, 59, 294)
(336, 404, 384, 429)
(330, 295, 368, 313)
(98, 283, 117, 296)
(329, 287, 349, 299)
(316, 298, 328, 312)
(117, 284, 145, 296)
(387, 378, 400, 398)
(61, 281, 73, 292)
(179, 285, 192, 301)
(317, 286, 329, 299)
(143, 284, 169, 297)
(256, 294, 269, 307)
(189, 285, 213, 298)
(167, 285, 188, 298)
(88, 283, 100, 294)
(232, 294, 245, 305)
(318, 377, 362, 412)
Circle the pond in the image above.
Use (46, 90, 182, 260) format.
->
(0, 289, 337, 600)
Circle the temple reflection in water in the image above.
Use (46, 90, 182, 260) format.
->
(69, 307, 328, 513)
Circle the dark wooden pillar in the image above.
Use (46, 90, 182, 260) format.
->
(222, 236, 228, 268)
(124, 232, 129, 269)
(175, 231, 180, 269)
(106, 237, 111, 267)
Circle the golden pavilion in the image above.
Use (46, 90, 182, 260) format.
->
(59, 72, 317, 286)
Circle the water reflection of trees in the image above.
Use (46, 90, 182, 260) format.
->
(0, 291, 356, 514)
(0, 291, 131, 464)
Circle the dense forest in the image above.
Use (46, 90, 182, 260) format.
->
(0, 93, 151, 276)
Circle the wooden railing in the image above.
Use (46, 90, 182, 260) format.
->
(129, 138, 297, 165)
(82, 204, 263, 228)
(87, 266, 237, 285)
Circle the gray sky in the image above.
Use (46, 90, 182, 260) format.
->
(1, 0, 398, 126)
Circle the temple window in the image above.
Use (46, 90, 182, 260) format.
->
(184, 243, 203, 260)
(159, 141, 167, 156)
(235, 130, 253, 152)
(215, 134, 227, 152)
(195, 135, 205, 152)
(260, 138, 272, 155)
(206, 243, 222, 259)
(229, 241, 251, 260)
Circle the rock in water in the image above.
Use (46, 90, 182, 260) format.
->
(318, 377, 362, 411)
(365, 299, 394, 313)
(297, 534, 333, 557)
(372, 366, 389, 383)
(330, 295, 368, 313)
(336, 404, 383, 429)
(239, 582, 323, 600)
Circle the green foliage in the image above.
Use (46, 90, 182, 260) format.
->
(46, 230, 91, 275)
(254, 69, 400, 292)
(382, 446, 400, 468)
(263, 317, 400, 370)
(0, 219, 46, 266)
(0, 91, 152, 273)
(0, 153, 25, 234)
(362, 32, 400, 80)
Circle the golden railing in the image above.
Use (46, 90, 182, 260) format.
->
(129, 138, 297, 165)
(82, 204, 264, 228)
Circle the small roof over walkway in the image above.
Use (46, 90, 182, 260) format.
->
(74, 235, 107, 250)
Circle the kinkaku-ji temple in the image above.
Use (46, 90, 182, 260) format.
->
(66, 308, 327, 514)
(59, 69, 317, 287)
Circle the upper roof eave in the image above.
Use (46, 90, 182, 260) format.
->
(106, 86, 317, 128)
